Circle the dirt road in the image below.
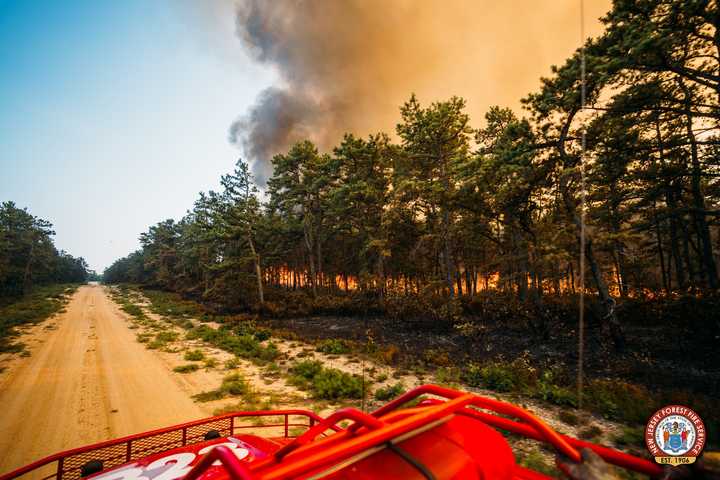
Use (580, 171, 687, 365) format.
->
(0, 285, 206, 474)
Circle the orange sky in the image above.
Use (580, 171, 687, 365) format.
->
(230, 0, 613, 180)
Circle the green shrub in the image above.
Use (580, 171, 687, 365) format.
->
(461, 357, 537, 393)
(516, 450, 556, 477)
(558, 410, 580, 426)
(613, 426, 645, 448)
(143, 289, 205, 319)
(136, 332, 153, 343)
(435, 367, 461, 385)
(193, 390, 226, 402)
(147, 340, 166, 350)
(174, 363, 200, 373)
(316, 339, 351, 354)
(221, 373, 249, 396)
(537, 370, 577, 407)
(289, 360, 363, 399)
(584, 380, 654, 424)
(156, 331, 179, 343)
(253, 328, 271, 341)
(312, 368, 363, 400)
(0, 284, 77, 352)
(225, 358, 240, 370)
(257, 342, 280, 363)
(184, 349, 205, 361)
(375, 383, 406, 401)
(186, 326, 278, 363)
(192, 373, 249, 402)
(204, 358, 218, 369)
(290, 360, 323, 384)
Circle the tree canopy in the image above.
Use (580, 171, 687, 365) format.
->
(106, 0, 719, 349)
(0, 201, 88, 298)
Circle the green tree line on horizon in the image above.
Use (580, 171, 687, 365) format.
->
(0, 201, 89, 299)
(104, 1, 720, 349)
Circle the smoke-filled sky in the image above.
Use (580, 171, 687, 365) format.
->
(230, 0, 613, 182)
(0, 0, 610, 271)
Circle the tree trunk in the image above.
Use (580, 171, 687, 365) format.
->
(556, 106, 623, 349)
(681, 80, 719, 289)
(22, 240, 35, 294)
(247, 234, 264, 305)
(302, 212, 318, 298)
(653, 201, 670, 295)
(586, 239, 625, 350)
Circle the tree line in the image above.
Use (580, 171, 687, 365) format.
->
(0, 201, 89, 299)
(105, 1, 719, 344)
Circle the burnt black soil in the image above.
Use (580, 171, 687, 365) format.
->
(260, 313, 719, 398)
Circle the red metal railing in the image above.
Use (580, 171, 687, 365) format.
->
(1, 386, 669, 480)
(0, 410, 325, 480)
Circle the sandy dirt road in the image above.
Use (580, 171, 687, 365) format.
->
(0, 285, 206, 475)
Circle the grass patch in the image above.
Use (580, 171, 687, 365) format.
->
(142, 289, 205, 319)
(204, 358, 218, 369)
(186, 325, 279, 364)
(0, 284, 78, 352)
(516, 450, 557, 478)
(558, 410, 580, 426)
(120, 303, 145, 319)
(136, 332, 153, 343)
(289, 360, 363, 400)
(316, 338, 351, 354)
(173, 363, 200, 373)
(613, 426, 644, 448)
(184, 349, 205, 361)
(193, 373, 250, 402)
(374, 383, 405, 401)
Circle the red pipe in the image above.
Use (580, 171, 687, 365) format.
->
(183, 446, 255, 480)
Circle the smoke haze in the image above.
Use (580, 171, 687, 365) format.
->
(230, 0, 611, 182)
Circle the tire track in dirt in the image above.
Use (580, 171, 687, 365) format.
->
(0, 285, 205, 475)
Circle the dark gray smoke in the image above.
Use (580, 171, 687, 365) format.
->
(230, 0, 611, 183)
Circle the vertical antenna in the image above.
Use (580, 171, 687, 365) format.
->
(577, 0, 587, 410)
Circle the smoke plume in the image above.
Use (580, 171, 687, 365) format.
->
(230, 0, 610, 183)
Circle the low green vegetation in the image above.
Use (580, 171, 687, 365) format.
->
(316, 338, 351, 355)
(516, 450, 557, 478)
(374, 383, 405, 401)
(204, 358, 218, 369)
(186, 325, 279, 364)
(142, 289, 204, 320)
(289, 360, 364, 400)
(193, 373, 250, 402)
(173, 363, 200, 373)
(146, 330, 180, 350)
(457, 357, 719, 446)
(0, 284, 77, 352)
(558, 410, 580, 426)
(613, 427, 645, 449)
(184, 349, 205, 361)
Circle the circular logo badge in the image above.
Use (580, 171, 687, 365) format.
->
(645, 405, 706, 466)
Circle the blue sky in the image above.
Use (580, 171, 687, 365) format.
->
(0, 0, 275, 272)
(0, 1, 611, 273)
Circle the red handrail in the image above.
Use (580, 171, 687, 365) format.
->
(371, 384, 583, 463)
(183, 446, 255, 480)
(273, 408, 385, 460)
(1, 385, 670, 480)
(0, 409, 325, 480)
